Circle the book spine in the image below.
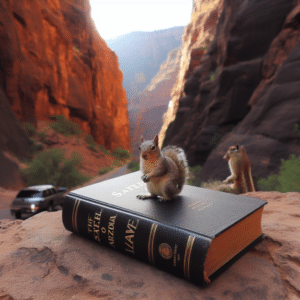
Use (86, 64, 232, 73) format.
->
(62, 194, 212, 286)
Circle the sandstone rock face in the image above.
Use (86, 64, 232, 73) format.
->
(160, 0, 300, 182)
(0, 191, 299, 299)
(131, 47, 182, 157)
(159, 0, 223, 147)
(107, 27, 183, 149)
(0, 88, 31, 189)
(0, 0, 129, 150)
(107, 27, 184, 110)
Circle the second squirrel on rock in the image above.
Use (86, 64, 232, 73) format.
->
(137, 135, 189, 202)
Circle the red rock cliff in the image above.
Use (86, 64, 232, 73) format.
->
(0, 0, 130, 150)
(160, 0, 300, 182)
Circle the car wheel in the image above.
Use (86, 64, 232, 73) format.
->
(15, 212, 21, 219)
(47, 203, 54, 212)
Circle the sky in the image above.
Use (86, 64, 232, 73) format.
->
(89, 0, 194, 41)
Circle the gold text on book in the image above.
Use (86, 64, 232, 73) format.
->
(108, 215, 117, 248)
(125, 219, 139, 254)
(188, 200, 214, 212)
(92, 211, 102, 242)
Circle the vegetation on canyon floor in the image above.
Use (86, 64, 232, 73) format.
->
(257, 154, 300, 193)
(21, 115, 131, 188)
(21, 117, 300, 193)
(21, 149, 90, 188)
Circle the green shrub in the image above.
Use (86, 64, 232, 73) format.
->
(112, 147, 131, 161)
(112, 160, 123, 167)
(257, 154, 300, 192)
(29, 137, 44, 153)
(257, 174, 280, 191)
(23, 122, 36, 137)
(99, 166, 114, 175)
(210, 68, 219, 81)
(22, 149, 90, 188)
(57, 152, 90, 187)
(127, 161, 140, 172)
(189, 165, 202, 176)
(188, 178, 201, 187)
(188, 165, 202, 186)
(38, 131, 47, 143)
(292, 123, 300, 135)
(84, 134, 95, 145)
(277, 154, 300, 192)
(98, 145, 110, 156)
(50, 115, 82, 137)
(88, 144, 98, 152)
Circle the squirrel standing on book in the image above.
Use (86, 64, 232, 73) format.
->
(137, 135, 189, 202)
(223, 144, 255, 193)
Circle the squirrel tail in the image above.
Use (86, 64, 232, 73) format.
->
(162, 146, 189, 192)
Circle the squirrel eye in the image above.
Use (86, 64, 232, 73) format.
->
(151, 145, 156, 150)
(139, 146, 141, 150)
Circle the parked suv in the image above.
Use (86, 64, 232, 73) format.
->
(10, 185, 67, 219)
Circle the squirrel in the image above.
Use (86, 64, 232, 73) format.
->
(223, 145, 255, 193)
(137, 135, 189, 202)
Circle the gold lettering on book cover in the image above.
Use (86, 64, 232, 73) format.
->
(72, 199, 80, 234)
(93, 211, 102, 242)
(148, 223, 158, 265)
(125, 219, 139, 254)
(183, 236, 195, 280)
(87, 216, 93, 233)
(108, 215, 117, 248)
(188, 200, 214, 212)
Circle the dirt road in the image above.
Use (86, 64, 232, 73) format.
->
(0, 165, 130, 220)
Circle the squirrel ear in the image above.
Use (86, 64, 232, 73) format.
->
(141, 135, 144, 143)
(154, 135, 159, 146)
(236, 145, 239, 150)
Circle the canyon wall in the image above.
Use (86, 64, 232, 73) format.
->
(131, 46, 182, 157)
(0, 0, 129, 150)
(107, 27, 184, 147)
(160, 0, 300, 182)
(0, 88, 31, 189)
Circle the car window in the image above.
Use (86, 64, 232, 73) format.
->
(43, 190, 50, 197)
(16, 190, 41, 198)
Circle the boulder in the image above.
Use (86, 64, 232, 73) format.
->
(0, 191, 299, 299)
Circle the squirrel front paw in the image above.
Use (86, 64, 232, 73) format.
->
(141, 174, 150, 183)
(223, 177, 231, 184)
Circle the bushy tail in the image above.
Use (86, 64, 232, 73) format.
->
(162, 146, 189, 192)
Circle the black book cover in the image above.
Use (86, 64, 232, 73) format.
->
(63, 171, 267, 286)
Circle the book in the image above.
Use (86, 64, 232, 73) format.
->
(62, 171, 267, 287)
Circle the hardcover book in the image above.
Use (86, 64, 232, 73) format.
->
(62, 171, 267, 286)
